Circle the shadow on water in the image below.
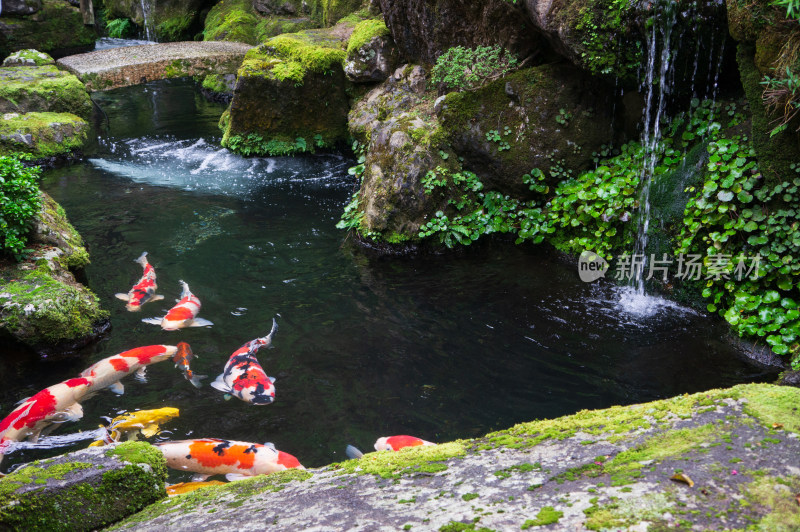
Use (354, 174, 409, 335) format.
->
(0, 80, 777, 476)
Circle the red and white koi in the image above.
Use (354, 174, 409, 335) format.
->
(142, 281, 213, 331)
(115, 252, 164, 312)
(0, 377, 95, 465)
(156, 438, 303, 481)
(80, 344, 178, 395)
(346, 435, 435, 460)
(172, 342, 206, 388)
(210, 319, 277, 405)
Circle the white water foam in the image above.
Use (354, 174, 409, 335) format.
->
(614, 285, 697, 319)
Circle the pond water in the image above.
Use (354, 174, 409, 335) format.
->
(0, 80, 775, 477)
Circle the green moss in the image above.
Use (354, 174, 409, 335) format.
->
(2, 49, 55, 66)
(106, 442, 168, 481)
(322, 0, 363, 26)
(742, 475, 800, 530)
(0, 65, 92, 119)
(0, 112, 88, 159)
(346, 19, 388, 55)
(201, 74, 230, 94)
(0, 461, 93, 498)
(203, 0, 260, 44)
(243, 31, 346, 83)
(0, 0, 96, 58)
(157, 13, 195, 42)
(255, 17, 318, 42)
(329, 442, 466, 479)
(522, 506, 563, 528)
(737, 384, 800, 433)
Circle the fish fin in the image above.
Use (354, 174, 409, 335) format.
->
(114, 293, 130, 301)
(134, 251, 148, 266)
(27, 429, 42, 443)
(189, 374, 207, 388)
(140, 426, 159, 438)
(135, 367, 147, 382)
(151, 294, 165, 301)
(269, 376, 276, 384)
(191, 474, 210, 482)
(262, 442, 276, 450)
(109, 381, 125, 395)
(346, 445, 364, 460)
(210, 375, 232, 394)
(14, 396, 31, 406)
(188, 318, 213, 327)
(225, 473, 250, 482)
(141, 317, 163, 326)
(266, 317, 278, 345)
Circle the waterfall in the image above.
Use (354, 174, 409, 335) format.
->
(140, 0, 156, 42)
(630, 0, 678, 296)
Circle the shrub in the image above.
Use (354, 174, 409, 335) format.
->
(0, 154, 42, 259)
(106, 18, 134, 39)
(430, 45, 519, 92)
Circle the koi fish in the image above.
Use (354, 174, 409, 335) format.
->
(89, 407, 180, 446)
(346, 435, 435, 459)
(166, 480, 225, 496)
(142, 281, 213, 331)
(172, 342, 206, 388)
(210, 319, 277, 405)
(80, 344, 178, 395)
(0, 377, 96, 465)
(156, 438, 303, 481)
(115, 252, 164, 312)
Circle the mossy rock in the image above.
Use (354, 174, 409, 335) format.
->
(0, 192, 108, 353)
(220, 24, 355, 156)
(2, 49, 54, 67)
(0, 64, 92, 119)
(0, 0, 96, 59)
(440, 63, 619, 196)
(103, 0, 205, 41)
(204, 0, 319, 45)
(343, 18, 400, 82)
(0, 442, 167, 531)
(0, 111, 88, 159)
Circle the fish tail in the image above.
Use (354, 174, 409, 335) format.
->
(179, 280, 190, 297)
(189, 374, 207, 389)
(134, 251, 149, 267)
(264, 317, 278, 345)
(345, 445, 364, 460)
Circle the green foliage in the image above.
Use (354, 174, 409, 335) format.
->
(556, 108, 572, 126)
(575, 0, 642, 77)
(226, 133, 317, 156)
(430, 45, 519, 92)
(106, 18, 133, 39)
(336, 141, 367, 232)
(485, 129, 510, 151)
(0, 155, 41, 259)
(773, 0, 800, 19)
(157, 13, 195, 42)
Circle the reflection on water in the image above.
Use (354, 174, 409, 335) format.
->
(0, 80, 775, 476)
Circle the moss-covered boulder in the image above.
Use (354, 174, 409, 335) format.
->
(109, 384, 800, 530)
(203, 0, 317, 45)
(0, 111, 88, 159)
(440, 63, 619, 196)
(2, 0, 43, 17)
(103, 0, 209, 41)
(0, 442, 167, 531)
(0, 0, 96, 59)
(2, 48, 54, 67)
(0, 192, 109, 356)
(377, 0, 542, 65)
(0, 64, 91, 119)
(343, 18, 400, 82)
(220, 24, 355, 156)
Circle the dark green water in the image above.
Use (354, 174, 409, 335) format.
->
(0, 80, 774, 477)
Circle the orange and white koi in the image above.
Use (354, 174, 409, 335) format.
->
(346, 435, 435, 460)
(156, 438, 303, 481)
(115, 252, 164, 312)
(142, 281, 213, 331)
(210, 319, 277, 405)
(0, 377, 95, 465)
(80, 344, 178, 395)
(172, 342, 206, 388)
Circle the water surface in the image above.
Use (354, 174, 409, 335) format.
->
(0, 80, 773, 477)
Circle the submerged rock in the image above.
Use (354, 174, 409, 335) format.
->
(0, 442, 167, 531)
(0, 0, 96, 59)
(109, 384, 800, 530)
(0, 64, 91, 118)
(0, 192, 109, 357)
(0, 111, 88, 159)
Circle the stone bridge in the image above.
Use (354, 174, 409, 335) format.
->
(56, 41, 252, 91)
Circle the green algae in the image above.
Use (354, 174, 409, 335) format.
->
(330, 442, 466, 479)
(0, 112, 87, 159)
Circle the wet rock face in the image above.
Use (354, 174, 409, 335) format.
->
(344, 33, 400, 83)
(378, 0, 543, 65)
(2, 0, 42, 17)
(440, 63, 619, 196)
(0, 442, 167, 531)
(0, 0, 96, 59)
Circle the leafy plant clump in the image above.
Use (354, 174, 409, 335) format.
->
(0, 154, 42, 259)
(106, 18, 133, 39)
(760, 0, 800, 135)
(430, 45, 519, 92)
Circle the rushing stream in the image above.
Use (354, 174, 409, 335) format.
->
(0, 80, 776, 477)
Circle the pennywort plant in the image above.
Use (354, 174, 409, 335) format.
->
(0, 154, 42, 259)
(430, 45, 519, 92)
